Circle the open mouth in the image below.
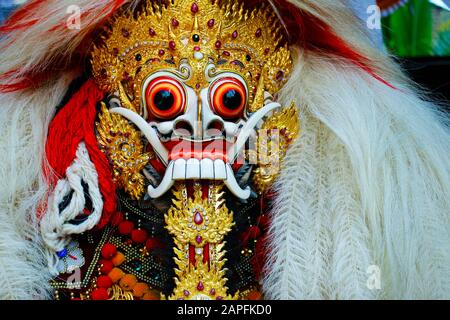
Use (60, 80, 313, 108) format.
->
(110, 100, 281, 200)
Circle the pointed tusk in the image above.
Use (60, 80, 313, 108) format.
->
(224, 164, 251, 199)
(228, 102, 281, 162)
(110, 107, 169, 165)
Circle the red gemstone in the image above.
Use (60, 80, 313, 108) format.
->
(223, 51, 230, 56)
(196, 235, 202, 244)
(169, 41, 176, 50)
(112, 48, 119, 56)
(183, 290, 190, 296)
(216, 296, 223, 300)
(191, 3, 199, 13)
(232, 30, 238, 38)
(194, 46, 201, 51)
(194, 212, 203, 225)
(122, 72, 131, 81)
(209, 288, 216, 295)
(171, 18, 179, 27)
(197, 282, 204, 291)
(158, 49, 165, 56)
(255, 28, 262, 37)
(121, 28, 130, 38)
(149, 28, 156, 36)
(215, 40, 222, 49)
(207, 19, 215, 28)
(264, 48, 270, 55)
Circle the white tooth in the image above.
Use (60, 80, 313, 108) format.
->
(172, 159, 186, 180)
(224, 164, 251, 199)
(148, 161, 175, 198)
(186, 158, 200, 179)
(214, 160, 227, 180)
(200, 158, 214, 179)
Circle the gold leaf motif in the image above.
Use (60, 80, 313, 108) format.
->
(96, 103, 152, 199)
(164, 183, 237, 300)
(165, 184, 234, 247)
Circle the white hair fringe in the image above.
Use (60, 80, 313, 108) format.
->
(0, 0, 449, 299)
(264, 51, 450, 299)
(0, 73, 77, 299)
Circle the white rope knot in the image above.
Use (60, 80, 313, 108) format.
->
(40, 142, 103, 276)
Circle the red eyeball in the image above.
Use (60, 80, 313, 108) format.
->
(210, 77, 247, 120)
(145, 76, 186, 120)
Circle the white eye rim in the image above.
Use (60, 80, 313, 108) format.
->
(141, 71, 187, 120)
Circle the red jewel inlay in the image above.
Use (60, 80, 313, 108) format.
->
(149, 28, 156, 36)
(196, 235, 202, 244)
(215, 40, 222, 49)
(197, 282, 204, 291)
(194, 46, 201, 51)
(158, 49, 165, 56)
(194, 212, 203, 225)
(171, 18, 179, 27)
(264, 48, 270, 55)
(207, 19, 215, 28)
(232, 30, 238, 39)
(255, 28, 262, 37)
(169, 41, 176, 50)
(222, 51, 230, 56)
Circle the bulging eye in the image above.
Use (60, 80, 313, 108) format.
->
(145, 76, 186, 120)
(210, 77, 246, 120)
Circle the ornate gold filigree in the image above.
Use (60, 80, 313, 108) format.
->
(91, 0, 292, 115)
(96, 103, 152, 199)
(252, 102, 300, 193)
(164, 183, 237, 300)
(165, 184, 233, 247)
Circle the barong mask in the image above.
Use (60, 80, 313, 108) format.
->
(91, 0, 298, 201)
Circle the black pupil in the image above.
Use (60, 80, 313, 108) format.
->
(222, 90, 242, 110)
(153, 90, 174, 110)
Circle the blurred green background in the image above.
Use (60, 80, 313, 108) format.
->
(379, 0, 450, 57)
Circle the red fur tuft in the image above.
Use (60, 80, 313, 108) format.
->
(0, 0, 128, 93)
(247, 0, 395, 89)
(45, 78, 116, 228)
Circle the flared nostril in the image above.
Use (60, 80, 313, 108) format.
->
(206, 120, 225, 137)
(174, 120, 194, 137)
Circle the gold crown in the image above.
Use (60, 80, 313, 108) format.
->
(91, 0, 293, 114)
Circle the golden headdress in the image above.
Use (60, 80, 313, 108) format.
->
(91, 0, 293, 114)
